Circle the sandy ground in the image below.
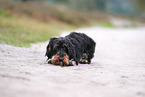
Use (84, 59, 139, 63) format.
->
(0, 26, 145, 97)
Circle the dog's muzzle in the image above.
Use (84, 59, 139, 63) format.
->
(51, 54, 69, 66)
(59, 58, 64, 62)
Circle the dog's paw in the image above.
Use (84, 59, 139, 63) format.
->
(79, 59, 88, 64)
(69, 60, 77, 66)
(47, 59, 52, 64)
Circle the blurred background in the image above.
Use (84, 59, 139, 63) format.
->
(9, 0, 145, 16)
(0, 0, 145, 47)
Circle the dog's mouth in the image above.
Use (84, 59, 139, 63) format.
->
(54, 61, 63, 66)
(51, 54, 69, 66)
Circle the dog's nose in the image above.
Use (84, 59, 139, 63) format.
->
(59, 58, 64, 61)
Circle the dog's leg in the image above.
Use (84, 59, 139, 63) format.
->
(47, 59, 52, 64)
(79, 59, 88, 64)
(87, 59, 91, 64)
(87, 54, 94, 64)
(79, 53, 89, 64)
(69, 60, 77, 66)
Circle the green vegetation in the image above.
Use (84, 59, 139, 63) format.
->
(94, 21, 115, 28)
(0, 0, 114, 47)
(0, 11, 76, 47)
(0, 10, 12, 18)
(0, 0, 91, 25)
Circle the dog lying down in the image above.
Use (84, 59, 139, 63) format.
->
(45, 32, 96, 66)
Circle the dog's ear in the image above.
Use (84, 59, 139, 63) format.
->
(45, 37, 57, 58)
(45, 43, 50, 58)
(45, 44, 50, 56)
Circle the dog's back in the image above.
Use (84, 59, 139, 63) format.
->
(67, 32, 96, 63)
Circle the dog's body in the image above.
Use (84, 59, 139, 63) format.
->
(45, 32, 96, 66)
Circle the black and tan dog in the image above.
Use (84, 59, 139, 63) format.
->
(45, 32, 96, 66)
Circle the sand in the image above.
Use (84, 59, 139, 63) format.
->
(0, 26, 145, 97)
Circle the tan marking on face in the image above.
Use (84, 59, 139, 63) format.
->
(51, 54, 69, 66)
(63, 55, 69, 65)
(51, 55, 59, 65)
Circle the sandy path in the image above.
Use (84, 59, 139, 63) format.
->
(0, 26, 145, 97)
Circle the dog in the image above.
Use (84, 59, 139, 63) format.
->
(45, 32, 96, 66)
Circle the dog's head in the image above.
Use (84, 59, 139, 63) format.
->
(45, 37, 70, 66)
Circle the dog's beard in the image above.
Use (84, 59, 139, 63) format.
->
(51, 54, 69, 66)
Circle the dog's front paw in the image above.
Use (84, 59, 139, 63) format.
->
(79, 59, 88, 64)
(47, 59, 52, 64)
(69, 60, 77, 66)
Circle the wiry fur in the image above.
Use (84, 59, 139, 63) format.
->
(45, 32, 96, 66)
